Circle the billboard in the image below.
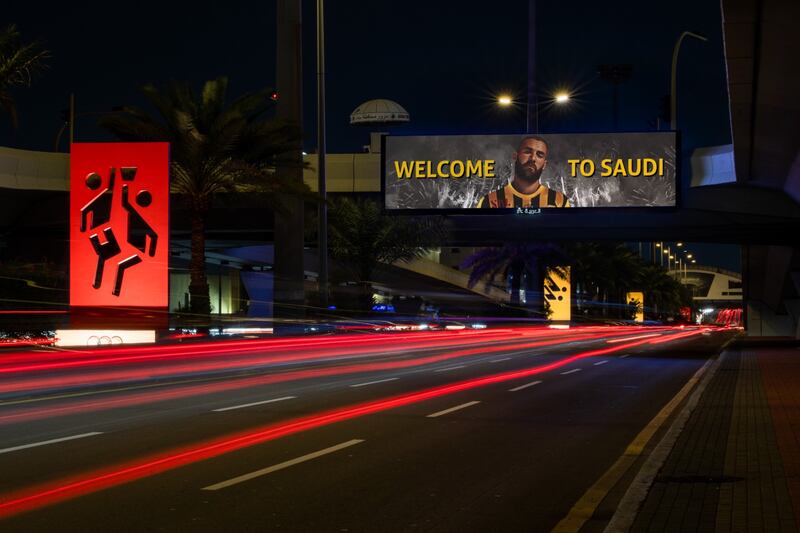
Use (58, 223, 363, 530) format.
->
(384, 133, 676, 211)
(70, 143, 169, 308)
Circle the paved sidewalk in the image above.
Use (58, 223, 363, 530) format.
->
(630, 344, 800, 532)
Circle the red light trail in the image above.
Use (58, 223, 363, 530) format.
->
(0, 330, 620, 421)
(0, 327, 713, 519)
(3, 328, 657, 395)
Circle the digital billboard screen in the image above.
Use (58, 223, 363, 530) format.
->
(383, 132, 676, 211)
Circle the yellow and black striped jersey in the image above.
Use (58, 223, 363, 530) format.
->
(476, 183, 570, 208)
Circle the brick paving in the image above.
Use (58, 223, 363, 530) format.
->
(758, 349, 800, 525)
(630, 347, 799, 532)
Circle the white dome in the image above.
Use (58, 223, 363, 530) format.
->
(350, 99, 410, 125)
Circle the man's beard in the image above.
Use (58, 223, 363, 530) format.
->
(515, 160, 543, 183)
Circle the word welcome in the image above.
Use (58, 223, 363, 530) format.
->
(394, 160, 496, 179)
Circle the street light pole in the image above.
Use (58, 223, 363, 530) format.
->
(670, 31, 708, 130)
(525, 98, 540, 134)
(316, 0, 329, 306)
(526, 0, 537, 134)
(598, 64, 633, 130)
(68, 93, 75, 146)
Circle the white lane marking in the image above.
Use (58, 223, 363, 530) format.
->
(620, 354, 631, 359)
(509, 380, 543, 392)
(434, 365, 466, 373)
(0, 432, 103, 455)
(594, 360, 609, 366)
(350, 377, 398, 388)
(427, 401, 481, 418)
(607, 333, 662, 343)
(561, 368, 582, 375)
(490, 357, 512, 363)
(202, 439, 365, 491)
(212, 396, 296, 412)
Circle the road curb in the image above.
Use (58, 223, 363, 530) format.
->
(602, 349, 728, 532)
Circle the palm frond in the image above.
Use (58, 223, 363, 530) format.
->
(0, 25, 49, 128)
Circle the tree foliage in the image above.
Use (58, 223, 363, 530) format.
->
(0, 25, 49, 129)
(567, 242, 690, 319)
(329, 197, 446, 284)
(464, 241, 690, 320)
(462, 243, 567, 309)
(100, 77, 307, 315)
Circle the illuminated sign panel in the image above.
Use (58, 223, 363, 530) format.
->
(545, 267, 571, 322)
(70, 143, 169, 307)
(55, 329, 157, 347)
(626, 291, 645, 323)
(384, 133, 676, 210)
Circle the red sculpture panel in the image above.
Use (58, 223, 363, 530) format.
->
(70, 143, 169, 307)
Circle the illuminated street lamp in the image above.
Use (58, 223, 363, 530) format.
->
(554, 91, 570, 104)
(496, 90, 572, 133)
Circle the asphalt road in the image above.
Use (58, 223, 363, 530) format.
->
(0, 326, 736, 531)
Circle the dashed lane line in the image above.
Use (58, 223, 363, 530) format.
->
(509, 380, 543, 392)
(350, 377, 398, 388)
(212, 396, 296, 412)
(427, 401, 481, 418)
(202, 439, 365, 490)
(606, 333, 662, 343)
(560, 368, 582, 375)
(490, 357, 512, 363)
(593, 360, 609, 366)
(434, 365, 466, 373)
(0, 432, 103, 455)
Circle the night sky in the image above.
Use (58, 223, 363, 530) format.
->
(3, 0, 739, 268)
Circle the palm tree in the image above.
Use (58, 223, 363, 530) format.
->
(0, 25, 49, 130)
(567, 242, 650, 318)
(567, 242, 611, 314)
(463, 243, 567, 311)
(636, 264, 690, 318)
(567, 242, 690, 320)
(100, 77, 306, 315)
(328, 197, 445, 309)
